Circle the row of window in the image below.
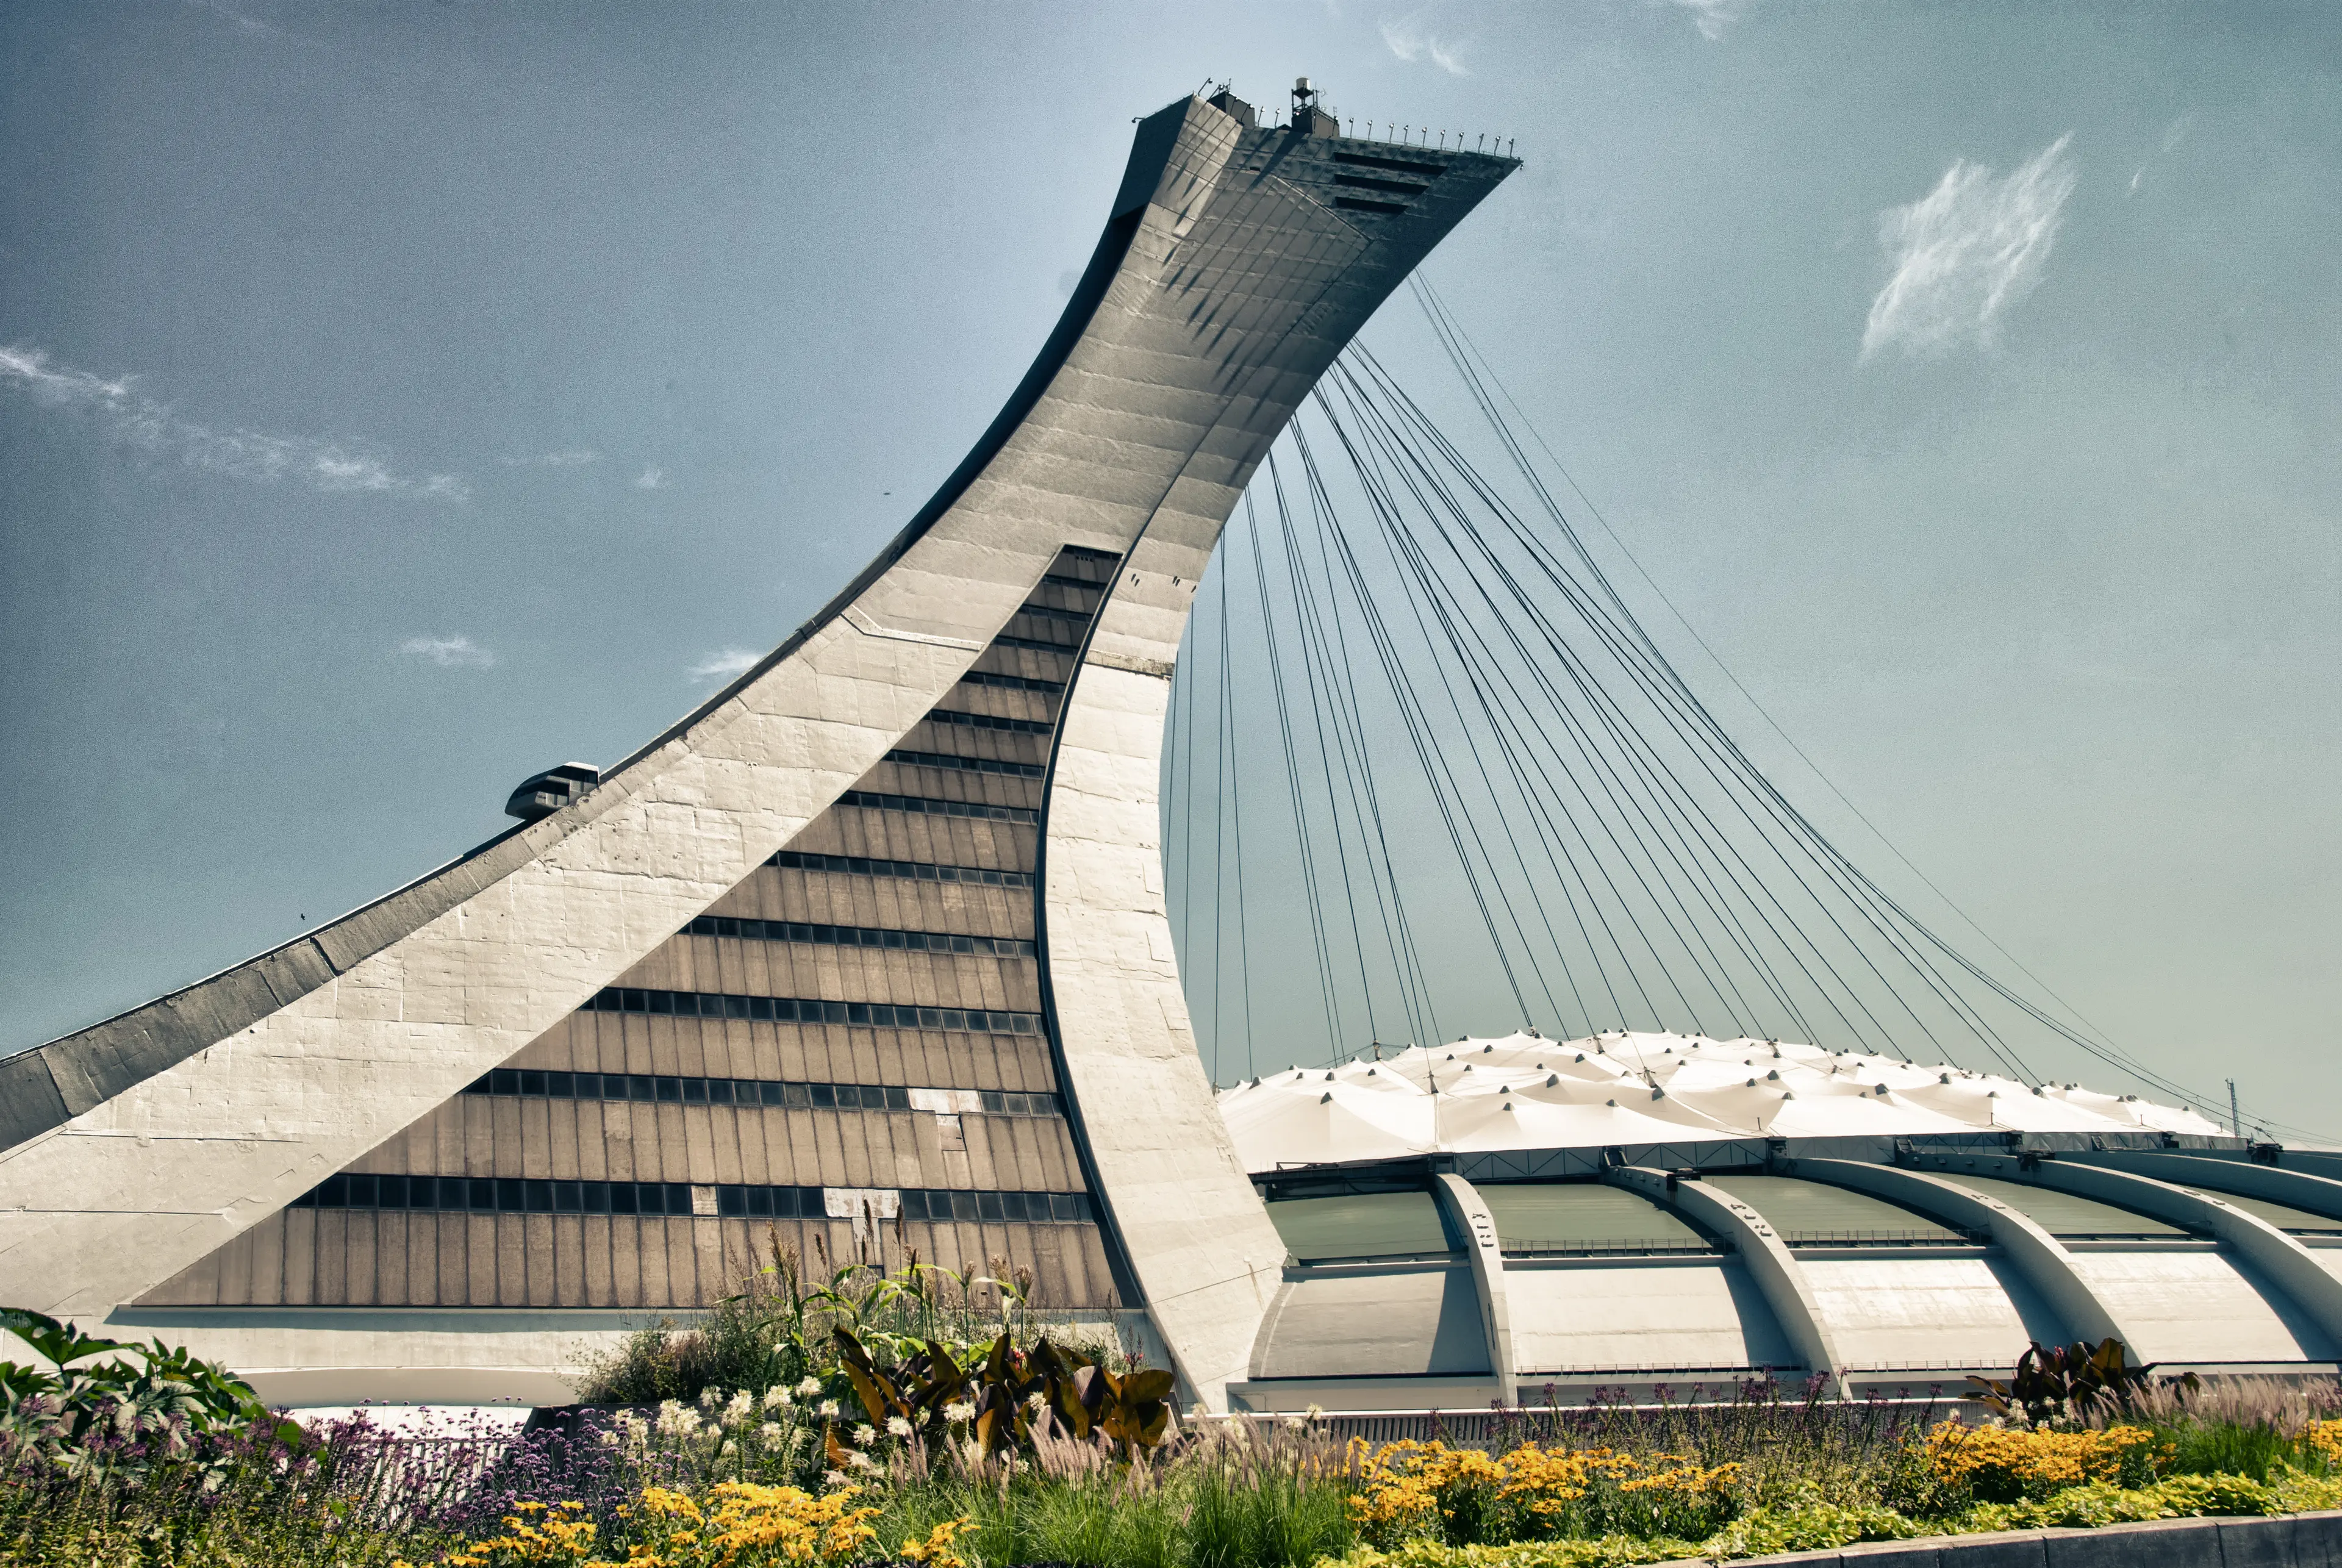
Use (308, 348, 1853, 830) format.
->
(768, 849, 1033, 890)
(460, 1067, 1060, 1118)
(289, 1175, 1092, 1226)
(956, 670, 1064, 696)
(992, 633, 1078, 656)
(681, 914, 1034, 958)
(1039, 570, 1109, 592)
(884, 750, 1045, 780)
(1011, 601, 1094, 626)
(581, 986, 1044, 1036)
(925, 708, 1054, 736)
(836, 790, 1038, 826)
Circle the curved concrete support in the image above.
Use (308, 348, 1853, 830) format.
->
(1431, 1174, 1516, 1405)
(1606, 1166, 1845, 1395)
(2014, 1158, 2342, 1348)
(1791, 1158, 2131, 1348)
(2065, 1150, 2342, 1220)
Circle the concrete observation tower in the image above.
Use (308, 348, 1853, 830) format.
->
(0, 86, 1519, 1409)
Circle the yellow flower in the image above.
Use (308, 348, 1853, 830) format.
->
(901, 1516, 975, 1568)
(1923, 1420, 2160, 1494)
(2307, 1419, 2342, 1467)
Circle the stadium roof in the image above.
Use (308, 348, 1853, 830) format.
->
(1217, 1029, 2229, 1171)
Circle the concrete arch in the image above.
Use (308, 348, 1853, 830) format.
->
(1903, 1151, 2342, 1364)
(1606, 1165, 1847, 1396)
(1790, 1158, 2133, 1350)
(2068, 1149, 2342, 1220)
(1431, 1173, 1517, 1405)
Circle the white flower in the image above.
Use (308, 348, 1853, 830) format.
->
(944, 1400, 975, 1424)
(723, 1391, 755, 1428)
(825, 1468, 848, 1486)
(1281, 1414, 1306, 1430)
(763, 1384, 789, 1410)
(886, 1416, 914, 1439)
(818, 1400, 839, 1419)
(655, 1400, 694, 1438)
(759, 1422, 785, 1444)
(697, 1387, 720, 1411)
(1305, 1403, 1324, 1421)
(853, 1423, 878, 1448)
(797, 1376, 824, 1397)
(1023, 1391, 1046, 1412)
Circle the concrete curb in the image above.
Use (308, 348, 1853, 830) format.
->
(1650, 1508, 2342, 1566)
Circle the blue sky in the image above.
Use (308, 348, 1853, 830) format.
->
(2, 2, 2336, 1136)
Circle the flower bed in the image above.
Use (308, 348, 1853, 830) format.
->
(9, 1267, 2342, 1567)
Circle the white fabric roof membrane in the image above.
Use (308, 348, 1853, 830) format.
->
(1216, 1029, 2229, 1173)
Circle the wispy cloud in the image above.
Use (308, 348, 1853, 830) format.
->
(187, 0, 279, 36)
(401, 635, 495, 668)
(503, 448, 601, 468)
(1861, 134, 2078, 362)
(1380, 14, 1470, 74)
(2128, 113, 2194, 198)
(687, 648, 761, 682)
(635, 465, 665, 490)
(1663, 0, 1750, 41)
(0, 344, 469, 500)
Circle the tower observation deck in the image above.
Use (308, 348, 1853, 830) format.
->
(0, 89, 1519, 1409)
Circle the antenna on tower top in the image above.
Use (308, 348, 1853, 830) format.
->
(1290, 76, 1334, 137)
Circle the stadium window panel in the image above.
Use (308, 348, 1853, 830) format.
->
(547, 1072, 574, 1098)
(554, 1183, 582, 1213)
(607, 1183, 637, 1215)
(656, 1078, 682, 1103)
(977, 1192, 1006, 1223)
(681, 1079, 707, 1104)
(583, 1182, 611, 1214)
(665, 1183, 692, 1216)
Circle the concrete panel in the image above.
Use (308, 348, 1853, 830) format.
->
(1507, 1258, 1796, 1377)
(1800, 1256, 2033, 1372)
(1251, 1265, 1491, 1378)
(2063, 1248, 2333, 1362)
(2216, 1510, 2342, 1567)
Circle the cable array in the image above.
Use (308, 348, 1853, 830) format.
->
(1161, 286, 2316, 1143)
